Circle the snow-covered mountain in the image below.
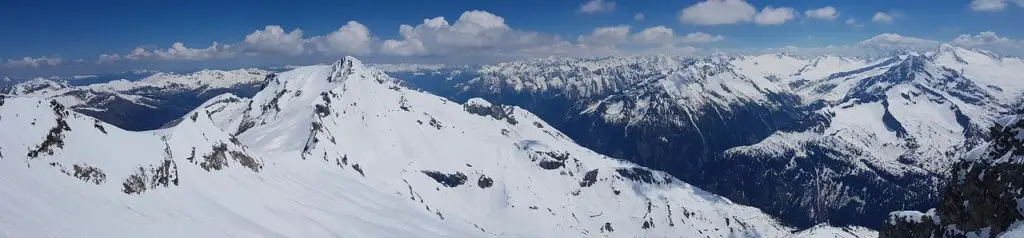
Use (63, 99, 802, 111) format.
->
(386, 45, 1024, 229)
(3, 68, 272, 130)
(0, 57, 873, 237)
(880, 112, 1024, 237)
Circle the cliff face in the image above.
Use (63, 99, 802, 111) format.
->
(881, 114, 1024, 237)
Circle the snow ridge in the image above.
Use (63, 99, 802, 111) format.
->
(0, 56, 880, 237)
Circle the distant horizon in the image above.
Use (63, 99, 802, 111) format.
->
(4, 0, 1023, 77)
(2, 41, 1010, 81)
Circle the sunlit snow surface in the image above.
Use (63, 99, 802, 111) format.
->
(0, 57, 887, 237)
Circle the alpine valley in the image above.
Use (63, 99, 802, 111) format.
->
(384, 44, 1024, 230)
(1, 44, 1021, 237)
(0, 57, 877, 237)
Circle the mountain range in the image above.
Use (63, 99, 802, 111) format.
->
(3, 44, 1022, 236)
(0, 56, 883, 237)
(381, 44, 1024, 229)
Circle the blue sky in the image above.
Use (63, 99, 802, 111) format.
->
(1, 0, 1023, 78)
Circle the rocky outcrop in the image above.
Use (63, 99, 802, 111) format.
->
(881, 114, 1024, 237)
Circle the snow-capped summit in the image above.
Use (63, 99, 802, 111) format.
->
(929, 44, 1024, 102)
(1, 67, 272, 131)
(0, 56, 887, 236)
(7, 77, 71, 96)
(91, 68, 270, 94)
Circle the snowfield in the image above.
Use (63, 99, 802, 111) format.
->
(0, 57, 874, 237)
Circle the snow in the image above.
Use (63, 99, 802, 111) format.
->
(465, 97, 493, 107)
(931, 44, 1024, 101)
(4, 56, 866, 237)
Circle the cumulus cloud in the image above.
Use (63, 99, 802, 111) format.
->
(242, 25, 306, 56)
(634, 13, 645, 21)
(805, 6, 839, 20)
(154, 42, 234, 60)
(872, 12, 894, 24)
(3, 56, 63, 68)
(754, 6, 797, 25)
(578, 0, 616, 14)
(97, 54, 121, 64)
(970, 0, 1024, 11)
(630, 26, 725, 46)
(680, 32, 725, 43)
(380, 10, 561, 56)
(857, 33, 940, 52)
(124, 42, 234, 61)
(678, 0, 796, 26)
(309, 21, 374, 56)
(678, 0, 757, 25)
(952, 32, 1024, 54)
(126, 47, 152, 60)
(578, 25, 631, 46)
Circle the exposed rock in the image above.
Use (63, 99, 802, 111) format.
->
(477, 174, 493, 188)
(579, 169, 599, 187)
(882, 115, 1024, 237)
(464, 99, 518, 125)
(422, 170, 468, 187)
(71, 164, 106, 185)
(27, 100, 71, 158)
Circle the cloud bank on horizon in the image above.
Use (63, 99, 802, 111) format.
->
(2, 0, 1024, 78)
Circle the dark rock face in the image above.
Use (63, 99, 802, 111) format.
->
(121, 160, 179, 195)
(579, 169, 598, 187)
(879, 211, 939, 238)
(27, 100, 72, 158)
(422, 170, 468, 187)
(199, 143, 262, 172)
(71, 164, 107, 185)
(477, 175, 493, 188)
(464, 102, 518, 125)
(881, 116, 1024, 237)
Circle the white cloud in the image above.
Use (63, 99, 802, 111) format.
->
(971, 0, 1008, 11)
(634, 13, 645, 21)
(309, 21, 374, 56)
(844, 18, 864, 28)
(153, 42, 234, 60)
(680, 32, 725, 43)
(805, 6, 839, 20)
(857, 33, 940, 51)
(126, 47, 152, 60)
(678, 0, 757, 25)
(632, 26, 673, 44)
(578, 25, 631, 46)
(678, 1, 796, 26)
(872, 12, 894, 24)
(381, 38, 427, 56)
(969, 0, 1024, 11)
(632, 26, 724, 45)
(380, 10, 562, 57)
(578, 0, 616, 14)
(3, 56, 63, 68)
(243, 25, 306, 56)
(97, 54, 122, 64)
(754, 6, 797, 25)
(952, 31, 1024, 53)
(125, 42, 234, 61)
